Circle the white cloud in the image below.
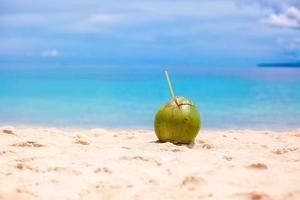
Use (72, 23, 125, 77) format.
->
(0, 1, 261, 32)
(89, 13, 125, 24)
(264, 6, 300, 28)
(41, 49, 59, 57)
(266, 13, 298, 28)
(287, 6, 300, 21)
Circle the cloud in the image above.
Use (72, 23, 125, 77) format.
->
(0, 1, 260, 30)
(288, 6, 300, 20)
(264, 6, 300, 28)
(41, 49, 59, 57)
(0, 1, 262, 37)
(235, 0, 300, 29)
(0, 0, 299, 64)
(265, 13, 298, 28)
(89, 13, 125, 23)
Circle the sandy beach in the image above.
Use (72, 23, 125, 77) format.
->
(0, 126, 300, 200)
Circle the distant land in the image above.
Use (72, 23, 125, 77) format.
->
(258, 62, 300, 68)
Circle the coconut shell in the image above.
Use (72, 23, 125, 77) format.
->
(154, 96, 201, 144)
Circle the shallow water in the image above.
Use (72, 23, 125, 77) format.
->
(0, 65, 299, 130)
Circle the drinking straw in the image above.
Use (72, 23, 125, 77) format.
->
(165, 71, 175, 98)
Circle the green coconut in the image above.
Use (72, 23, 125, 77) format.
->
(154, 96, 201, 144)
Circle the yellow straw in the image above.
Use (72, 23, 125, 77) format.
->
(165, 70, 175, 98)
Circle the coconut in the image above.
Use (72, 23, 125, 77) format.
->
(154, 96, 201, 144)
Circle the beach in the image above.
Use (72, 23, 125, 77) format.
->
(1, 126, 299, 200)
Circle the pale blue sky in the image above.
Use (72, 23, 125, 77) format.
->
(0, 0, 299, 66)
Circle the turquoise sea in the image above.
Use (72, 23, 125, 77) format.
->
(0, 65, 300, 130)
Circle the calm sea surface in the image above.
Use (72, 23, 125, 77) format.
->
(0, 65, 299, 130)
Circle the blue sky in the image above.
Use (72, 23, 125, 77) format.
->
(0, 0, 299, 66)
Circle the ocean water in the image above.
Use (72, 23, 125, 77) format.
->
(0, 65, 300, 130)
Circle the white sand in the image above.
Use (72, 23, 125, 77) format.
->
(0, 126, 300, 200)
